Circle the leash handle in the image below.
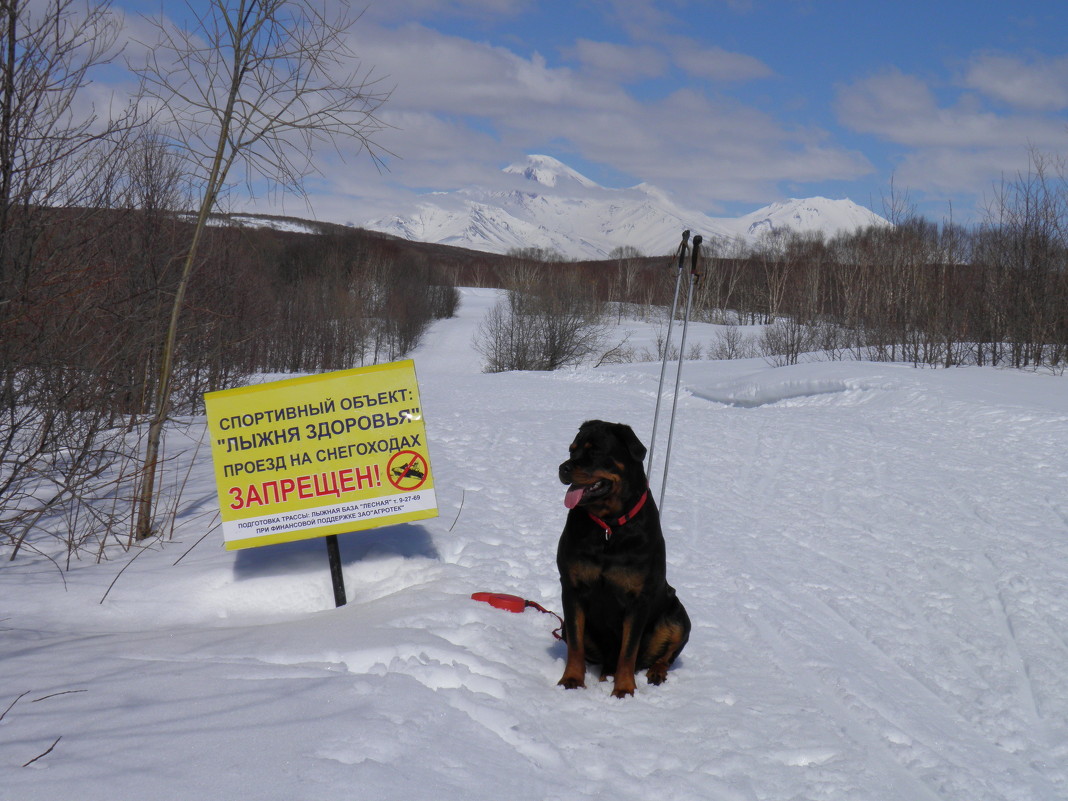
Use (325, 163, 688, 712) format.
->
(471, 592, 564, 640)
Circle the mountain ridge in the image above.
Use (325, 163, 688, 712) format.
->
(366, 155, 891, 259)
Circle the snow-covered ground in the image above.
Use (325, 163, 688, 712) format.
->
(4, 288, 1068, 800)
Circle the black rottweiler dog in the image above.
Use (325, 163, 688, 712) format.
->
(556, 420, 690, 698)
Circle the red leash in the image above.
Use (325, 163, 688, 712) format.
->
(471, 592, 564, 640)
(471, 493, 650, 637)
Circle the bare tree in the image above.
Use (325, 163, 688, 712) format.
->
(981, 150, 1068, 369)
(608, 246, 643, 322)
(754, 228, 792, 323)
(474, 270, 607, 372)
(710, 322, 756, 360)
(0, 0, 143, 562)
(132, 0, 390, 540)
(759, 318, 818, 366)
(0, 0, 133, 288)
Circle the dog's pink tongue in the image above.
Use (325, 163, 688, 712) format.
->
(564, 485, 585, 509)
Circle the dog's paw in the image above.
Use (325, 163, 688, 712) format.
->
(646, 665, 668, 685)
(557, 675, 586, 690)
(611, 677, 636, 698)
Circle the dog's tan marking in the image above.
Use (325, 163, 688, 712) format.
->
(612, 616, 638, 698)
(642, 620, 687, 685)
(568, 561, 602, 587)
(604, 566, 644, 597)
(558, 605, 587, 689)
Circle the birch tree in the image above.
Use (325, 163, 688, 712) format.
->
(132, 0, 389, 540)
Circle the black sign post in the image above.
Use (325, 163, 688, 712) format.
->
(325, 534, 347, 607)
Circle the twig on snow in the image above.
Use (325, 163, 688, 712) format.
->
(99, 545, 150, 604)
(1, 691, 31, 722)
(448, 489, 466, 532)
(32, 689, 87, 703)
(22, 736, 61, 767)
(172, 523, 216, 567)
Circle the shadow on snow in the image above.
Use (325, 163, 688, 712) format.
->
(231, 523, 441, 580)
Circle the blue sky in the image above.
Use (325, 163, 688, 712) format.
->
(111, 0, 1068, 227)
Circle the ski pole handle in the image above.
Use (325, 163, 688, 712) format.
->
(676, 230, 690, 271)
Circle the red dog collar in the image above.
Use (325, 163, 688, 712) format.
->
(587, 488, 649, 539)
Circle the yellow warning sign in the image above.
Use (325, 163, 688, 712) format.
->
(203, 360, 437, 550)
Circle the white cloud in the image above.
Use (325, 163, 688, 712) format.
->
(351, 23, 629, 118)
(963, 53, 1068, 111)
(835, 66, 1068, 201)
(95, 1, 890, 222)
(345, 22, 869, 212)
(359, 0, 530, 24)
(566, 39, 668, 81)
(624, 89, 871, 206)
(838, 68, 1067, 150)
(672, 43, 773, 82)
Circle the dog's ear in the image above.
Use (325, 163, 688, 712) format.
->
(611, 423, 646, 463)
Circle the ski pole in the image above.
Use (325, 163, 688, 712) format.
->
(659, 235, 701, 513)
(645, 230, 689, 482)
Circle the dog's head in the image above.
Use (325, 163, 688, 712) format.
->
(558, 420, 647, 517)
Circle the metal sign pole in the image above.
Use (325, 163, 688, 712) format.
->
(325, 534, 347, 607)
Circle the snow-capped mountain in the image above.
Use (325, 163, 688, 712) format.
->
(734, 197, 888, 239)
(501, 154, 598, 189)
(366, 155, 890, 260)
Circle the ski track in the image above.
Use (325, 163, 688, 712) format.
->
(3, 288, 1068, 800)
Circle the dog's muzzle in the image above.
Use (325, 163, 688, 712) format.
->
(559, 461, 574, 485)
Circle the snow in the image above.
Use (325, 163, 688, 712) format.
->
(736, 197, 889, 239)
(197, 213, 325, 234)
(4, 287, 1068, 800)
(503, 154, 599, 189)
(365, 156, 891, 259)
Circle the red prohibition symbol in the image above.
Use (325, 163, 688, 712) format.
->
(387, 450, 429, 490)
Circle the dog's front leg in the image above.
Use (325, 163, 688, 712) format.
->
(558, 601, 587, 689)
(613, 601, 654, 698)
(611, 614, 639, 697)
